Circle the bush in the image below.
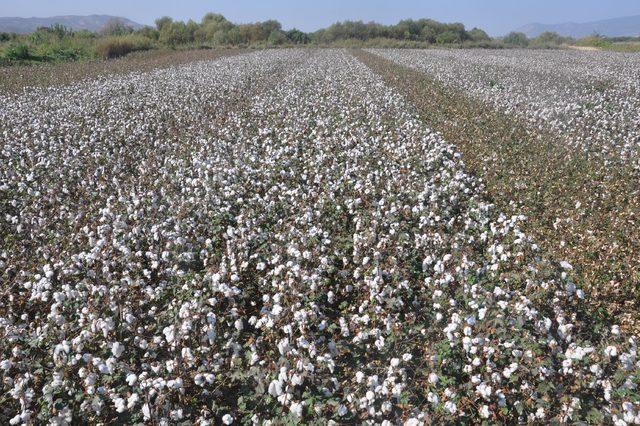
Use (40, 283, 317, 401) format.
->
(468, 27, 491, 42)
(94, 35, 153, 59)
(0, 32, 16, 42)
(100, 19, 134, 36)
(436, 30, 462, 44)
(576, 34, 613, 48)
(503, 31, 529, 47)
(530, 31, 573, 48)
(3, 43, 31, 61)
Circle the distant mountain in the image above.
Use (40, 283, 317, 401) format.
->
(0, 15, 144, 34)
(517, 15, 640, 38)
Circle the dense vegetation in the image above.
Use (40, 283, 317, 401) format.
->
(3, 12, 631, 66)
(0, 13, 496, 65)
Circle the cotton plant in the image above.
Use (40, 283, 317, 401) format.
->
(373, 48, 640, 172)
(0, 49, 638, 425)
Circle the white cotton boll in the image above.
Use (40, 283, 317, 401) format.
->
(477, 307, 489, 321)
(604, 346, 618, 357)
(182, 347, 194, 361)
(560, 261, 573, 270)
(268, 380, 283, 397)
(444, 401, 457, 414)
(112, 342, 124, 358)
(337, 405, 348, 416)
(355, 371, 365, 383)
(126, 373, 137, 386)
(114, 397, 126, 413)
(390, 358, 400, 367)
(127, 393, 139, 409)
(194, 374, 205, 386)
(170, 409, 183, 421)
(477, 382, 492, 399)
(402, 353, 413, 362)
(222, 414, 234, 424)
(428, 373, 439, 384)
(480, 405, 490, 418)
(234, 318, 244, 331)
(291, 374, 303, 386)
(250, 352, 259, 365)
(163, 326, 175, 344)
(0, 360, 12, 371)
(142, 404, 151, 420)
(289, 402, 303, 418)
(590, 364, 603, 376)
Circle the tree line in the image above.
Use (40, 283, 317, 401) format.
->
(0, 12, 597, 65)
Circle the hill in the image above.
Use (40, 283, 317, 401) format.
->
(0, 15, 144, 33)
(517, 15, 640, 38)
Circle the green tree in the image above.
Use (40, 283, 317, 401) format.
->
(268, 30, 287, 45)
(531, 31, 572, 47)
(155, 16, 173, 31)
(469, 27, 491, 42)
(286, 29, 310, 44)
(503, 31, 529, 47)
(159, 21, 193, 46)
(436, 30, 462, 44)
(101, 19, 133, 36)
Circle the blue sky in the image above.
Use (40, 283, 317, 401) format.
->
(1, 0, 639, 35)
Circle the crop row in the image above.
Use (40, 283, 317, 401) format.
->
(1, 50, 638, 424)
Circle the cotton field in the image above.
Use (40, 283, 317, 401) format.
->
(1, 50, 639, 425)
(373, 48, 640, 171)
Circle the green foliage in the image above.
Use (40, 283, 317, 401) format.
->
(286, 29, 310, 44)
(267, 30, 288, 45)
(573, 34, 640, 52)
(100, 18, 134, 36)
(436, 30, 462, 44)
(468, 27, 491, 42)
(94, 34, 153, 59)
(4, 42, 31, 61)
(313, 19, 473, 45)
(576, 34, 613, 48)
(530, 31, 573, 48)
(1, 11, 505, 66)
(159, 21, 194, 46)
(155, 16, 173, 31)
(503, 31, 529, 47)
(0, 32, 17, 42)
(137, 26, 160, 41)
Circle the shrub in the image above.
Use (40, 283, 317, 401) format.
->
(468, 27, 491, 42)
(0, 32, 16, 42)
(3, 43, 31, 61)
(576, 34, 613, 48)
(94, 35, 153, 59)
(530, 31, 573, 48)
(436, 30, 462, 44)
(503, 31, 529, 47)
(100, 19, 134, 36)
